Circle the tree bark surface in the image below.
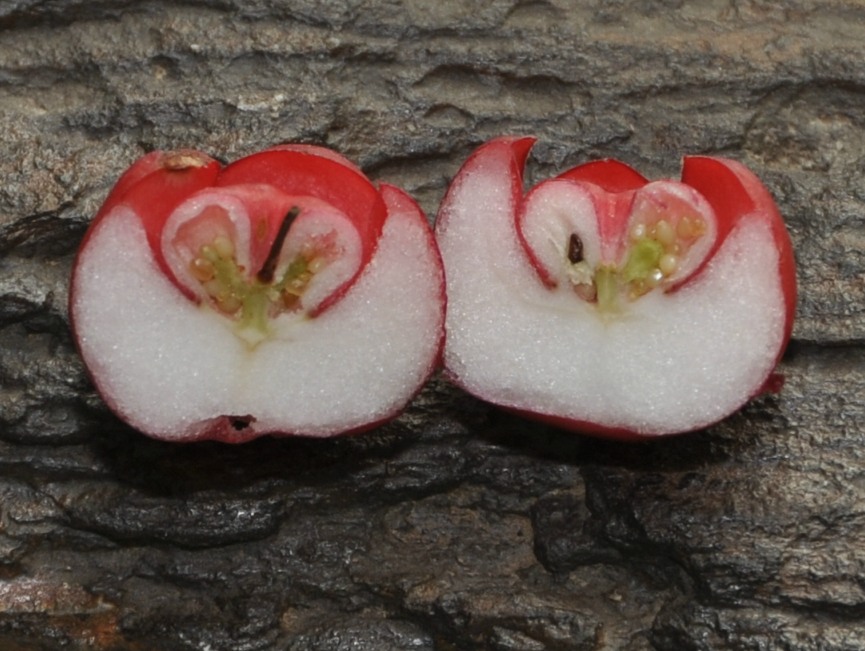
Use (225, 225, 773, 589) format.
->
(1, 2, 864, 649)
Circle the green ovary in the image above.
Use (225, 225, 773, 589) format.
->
(621, 238, 664, 284)
(594, 265, 620, 313)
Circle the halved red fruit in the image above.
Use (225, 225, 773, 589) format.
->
(435, 137, 796, 438)
(70, 146, 445, 442)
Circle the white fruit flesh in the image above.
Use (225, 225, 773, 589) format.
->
(72, 187, 443, 440)
(437, 147, 785, 435)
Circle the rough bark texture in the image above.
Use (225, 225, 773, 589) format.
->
(1, 1, 864, 649)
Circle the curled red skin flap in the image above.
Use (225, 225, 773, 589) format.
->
(682, 156, 797, 350)
(557, 158, 648, 193)
(435, 136, 536, 236)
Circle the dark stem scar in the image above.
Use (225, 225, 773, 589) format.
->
(229, 416, 252, 431)
(257, 206, 301, 283)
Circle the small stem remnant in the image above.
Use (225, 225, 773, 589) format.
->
(162, 150, 212, 171)
(595, 265, 619, 314)
(258, 206, 300, 283)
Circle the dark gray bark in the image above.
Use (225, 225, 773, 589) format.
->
(1, 1, 864, 649)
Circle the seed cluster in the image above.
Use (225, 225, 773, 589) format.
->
(186, 235, 328, 328)
(274, 243, 328, 310)
(624, 215, 706, 298)
(564, 214, 706, 311)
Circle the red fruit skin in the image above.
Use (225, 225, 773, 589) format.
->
(557, 159, 648, 193)
(93, 150, 220, 219)
(70, 147, 445, 443)
(437, 136, 798, 440)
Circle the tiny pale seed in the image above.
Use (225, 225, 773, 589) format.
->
(646, 268, 664, 288)
(189, 257, 215, 282)
(659, 253, 679, 276)
(213, 235, 234, 258)
(308, 257, 326, 273)
(217, 293, 242, 313)
(655, 219, 675, 247)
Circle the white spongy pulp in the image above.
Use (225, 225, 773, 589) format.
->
(437, 149, 785, 436)
(72, 192, 443, 440)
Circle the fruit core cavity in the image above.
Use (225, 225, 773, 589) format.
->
(181, 207, 337, 344)
(566, 213, 707, 313)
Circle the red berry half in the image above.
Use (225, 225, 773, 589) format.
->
(435, 137, 796, 438)
(70, 146, 445, 442)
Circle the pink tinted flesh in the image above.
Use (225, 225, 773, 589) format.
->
(216, 148, 388, 314)
(558, 161, 648, 258)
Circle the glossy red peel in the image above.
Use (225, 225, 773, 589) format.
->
(557, 158, 648, 193)
(217, 148, 387, 257)
(435, 136, 796, 438)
